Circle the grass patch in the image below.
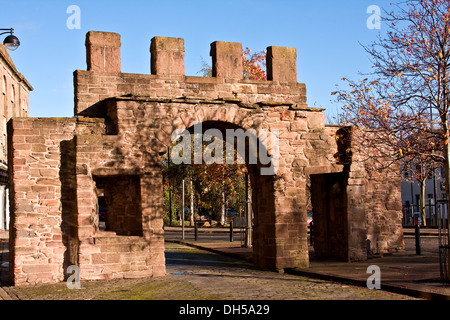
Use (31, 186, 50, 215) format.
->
(8, 276, 220, 300)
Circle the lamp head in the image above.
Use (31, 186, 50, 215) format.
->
(3, 34, 20, 51)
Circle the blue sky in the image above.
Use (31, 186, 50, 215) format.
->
(2, 0, 391, 119)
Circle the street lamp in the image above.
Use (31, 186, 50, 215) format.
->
(0, 28, 20, 51)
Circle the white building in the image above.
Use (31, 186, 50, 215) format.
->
(401, 167, 448, 226)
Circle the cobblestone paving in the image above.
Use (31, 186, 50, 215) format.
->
(164, 244, 418, 300)
(3, 243, 419, 300)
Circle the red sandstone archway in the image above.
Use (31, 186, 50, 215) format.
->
(180, 120, 278, 269)
(5, 31, 404, 286)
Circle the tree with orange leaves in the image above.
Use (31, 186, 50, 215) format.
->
(199, 47, 267, 80)
(242, 47, 267, 80)
(333, 0, 450, 230)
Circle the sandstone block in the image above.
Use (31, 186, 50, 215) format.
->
(150, 37, 185, 76)
(86, 31, 121, 73)
(210, 41, 243, 79)
(267, 46, 297, 83)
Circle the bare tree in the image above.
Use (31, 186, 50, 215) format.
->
(333, 0, 449, 276)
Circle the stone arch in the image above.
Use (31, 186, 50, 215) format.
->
(182, 119, 280, 270)
(153, 103, 264, 150)
(6, 31, 404, 286)
(127, 99, 305, 271)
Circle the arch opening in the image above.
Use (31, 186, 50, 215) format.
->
(160, 119, 280, 268)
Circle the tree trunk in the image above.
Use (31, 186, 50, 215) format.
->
(169, 185, 173, 226)
(419, 179, 427, 226)
(190, 180, 194, 226)
(221, 187, 226, 226)
(443, 138, 450, 279)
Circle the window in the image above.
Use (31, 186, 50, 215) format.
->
(93, 175, 143, 236)
(2, 76, 6, 118)
(21, 100, 27, 117)
(11, 84, 14, 117)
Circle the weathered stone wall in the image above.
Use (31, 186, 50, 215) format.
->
(346, 128, 404, 258)
(96, 96, 333, 271)
(70, 31, 337, 273)
(311, 127, 404, 262)
(7, 31, 404, 285)
(7, 118, 77, 285)
(364, 162, 404, 255)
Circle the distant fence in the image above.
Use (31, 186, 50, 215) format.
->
(402, 200, 448, 227)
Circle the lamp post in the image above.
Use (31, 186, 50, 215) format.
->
(0, 28, 20, 51)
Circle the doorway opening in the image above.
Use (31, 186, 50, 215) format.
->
(310, 172, 348, 261)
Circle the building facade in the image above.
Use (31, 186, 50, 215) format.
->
(0, 43, 33, 230)
(401, 168, 448, 226)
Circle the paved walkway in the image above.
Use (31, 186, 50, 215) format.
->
(165, 227, 450, 300)
(1, 227, 449, 300)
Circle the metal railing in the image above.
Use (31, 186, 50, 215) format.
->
(403, 201, 449, 282)
(402, 202, 448, 227)
(437, 200, 449, 282)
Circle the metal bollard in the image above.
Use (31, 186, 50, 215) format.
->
(194, 221, 198, 241)
(366, 239, 371, 255)
(230, 220, 233, 242)
(415, 224, 421, 255)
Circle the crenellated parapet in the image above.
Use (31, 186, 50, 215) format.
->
(76, 31, 308, 116)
